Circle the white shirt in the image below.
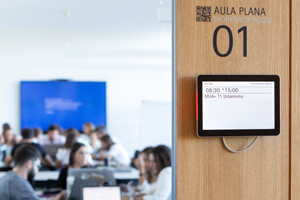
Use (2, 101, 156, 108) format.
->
(55, 148, 71, 165)
(39, 135, 66, 146)
(143, 167, 172, 200)
(137, 179, 157, 192)
(107, 144, 130, 166)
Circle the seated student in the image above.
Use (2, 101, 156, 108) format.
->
(82, 122, 99, 150)
(66, 128, 94, 153)
(121, 147, 157, 193)
(0, 123, 11, 144)
(39, 125, 66, 146)
(5, 128, 54, 168)
(0, 127, 17, 160)
(99, 135, 130, 166)
(56, 142, 90, 189)
(94, 126, 122, 147)
(55, 131, 77, 169)
(134, 145, 171, 200)
(32, 127, 43, 144)
(0, 144, 65, 200)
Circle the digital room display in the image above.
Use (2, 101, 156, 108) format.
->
(196, 75, 280, 137)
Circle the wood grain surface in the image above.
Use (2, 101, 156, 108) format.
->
(291, 0, 300, 199)
(176, 0, 290, 199)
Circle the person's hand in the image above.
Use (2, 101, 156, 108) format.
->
(53, 191, 66, 200)
(135, 194, 145, 200)
(91, 153, 98, 160)
(122, 195, 130, 200)
(120, 183, 129, 192)
(134, 156, 145, 173)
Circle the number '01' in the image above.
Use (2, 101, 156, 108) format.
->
(213, 25, 247, 57)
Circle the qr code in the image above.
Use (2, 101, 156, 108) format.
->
(196, 6, 211, 22)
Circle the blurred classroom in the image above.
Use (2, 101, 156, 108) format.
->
(0, 1, 172, 200)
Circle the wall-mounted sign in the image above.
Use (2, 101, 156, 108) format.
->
(196, 75, 280, 137)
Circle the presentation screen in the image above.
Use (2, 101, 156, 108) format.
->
(21, 81, 106, 132)
(197, 75, 280, 137)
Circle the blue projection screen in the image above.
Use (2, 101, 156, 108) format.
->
(21, 81, 106, 132)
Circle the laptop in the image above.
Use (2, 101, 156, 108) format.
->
(68, 168, 116, 185)
(82, 186, 122, 200)
(69, 179, 99, 200)
(43, 144, 64, 160)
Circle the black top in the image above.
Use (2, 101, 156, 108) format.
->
(11, 143, 47, 158)
(56, 167, 68, 189)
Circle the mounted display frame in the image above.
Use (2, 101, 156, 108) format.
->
(196, 75, 280, 137)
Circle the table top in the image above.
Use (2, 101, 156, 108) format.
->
(0, 167, 139, 181)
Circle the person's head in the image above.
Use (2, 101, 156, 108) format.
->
(64, 130, 78, 148)
(100, 135, 114, 150)
(21, 128, 34, 140)
(2, 123, 10, 132)
(47, 125, 60, 141)
(56, 125, 64, 135)
(13, 144, 42, 180)
(3, 128, 14, 144)
(141, 147, 154, 173)
(94, 125, 107, 139)
(83, 122, 95, 136)
(65, 128, 81, 138)
(69, 143, 88, 168)
(33, 128, 43, 140)
(149, 145, 171, 175)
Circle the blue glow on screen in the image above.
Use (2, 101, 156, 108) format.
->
(21, 81, 106, 132)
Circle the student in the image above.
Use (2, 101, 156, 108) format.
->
(82, 122, 99, 150)
(56, 142, 89, 189)
(94, 125, 122, 147)
(121, 147, 157, 192)
(66, 128, 94, 153)
(32, 127, 43, 143)
(39, 125, 66, 146)
(0, 144, 65, 200)
(135, 147, 157, 191)
(0, 128, 17, 160)
(0, 123, 11, 144)
(55, 131, 77, 168)
(99, 135, 130, 166)
(5, 128, 54, 168)
(135, 145, 171, 200)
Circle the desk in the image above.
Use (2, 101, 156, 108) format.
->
(0, 168, 139, 181)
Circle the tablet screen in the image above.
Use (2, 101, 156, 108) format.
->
(197, 75, 280, 137)
(202, 81, 275, 130)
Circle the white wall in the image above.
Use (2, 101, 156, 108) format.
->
(0, 30, 171, 156)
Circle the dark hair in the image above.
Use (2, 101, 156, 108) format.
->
(142, 147, 154, 155)
(65, 128, 81, 138)
(100, 135, 114, 150)
(94, 125, 106, 134)
(14, 144, 42, 167)
(33, 128, 43, 138)
(21, 128, 34, 139)
(48, 125, 59, 132)
(64, 130, 78, 148)
(2, 123, 10, 130)
(151, 145, 171, 174)
(69, 142, 85, 167)
(141, 147, 154, 183)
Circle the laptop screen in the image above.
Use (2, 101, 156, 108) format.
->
(82, 186, 121, 200)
